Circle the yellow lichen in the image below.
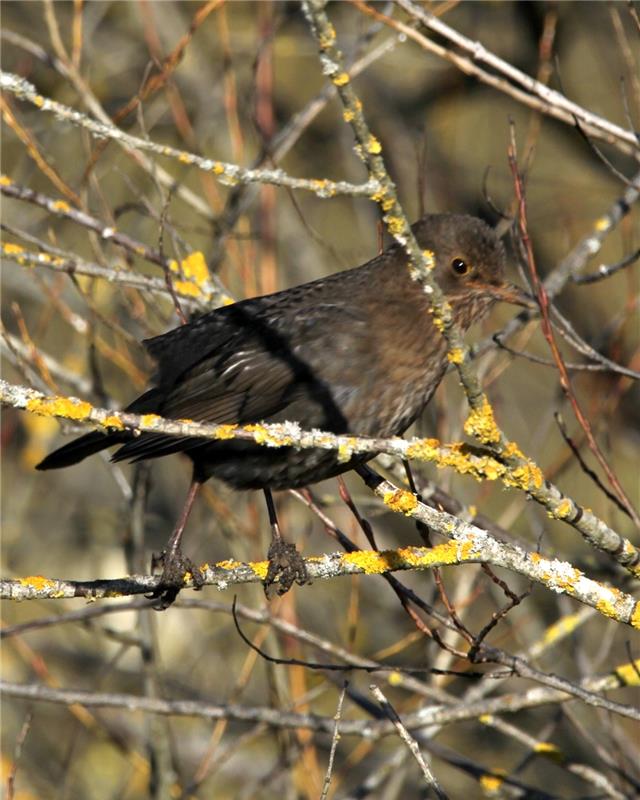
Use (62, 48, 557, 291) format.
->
(503, 440, 525, 459)
(384, 216, 405, 236)
(333, 72, 350, 86)
(173, 251, 210, 285)
(211, 162, 225, 175)
(167, 251, 211, 298)
(405, 437, 441, 462)
(479, 774, 504, 792)
(3, 242, 25, 255)
(421, 249, 435, 269)
(19, 575, 55, 590)
(343, 550, 392, 575)
(140, 414, 162, 427)
(343, 542, 468, 576)
(252, 561, 269, 580)
(424, 541, 462, 565)
(631, 602, 640, 630)
(51, 200, 71, 213)
(178, 153, 191, 164)
(337, 439, 355, 463)
(103, 415, 124, 430)
(245, 423, 293, 448)
(173, 280, 202, 298)
(367, 135, 381, 154)
(596, 596, 618, 620)
(319, 25, 336, 47)
(216, 559, 239, 571)
(543, 565, 579, 592)
(595, 216, 610, 232)
(342, 109, 355, 123)
(464, 396, 501, 444)
(615, 660, 640, 684)
(387, 671, 403, 686)
(554, 499, 573, 518)
(534, 743, 563, 762)
(214, 424, 238, 440)
(0, 174, 12, 185)
(447, 348, 465, 364)
(383, 489, 418, 516)
(27, 396, 92, 421)
(504, 459, 544, 491)
(33, 95, 45, 108)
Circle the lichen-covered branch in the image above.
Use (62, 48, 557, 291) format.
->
(0, 71, 379, 200)
(3, 520, 639, 631)
(301, 0, 492, 419)
(1, 177, 232, 307)
(2, 378, 637, 576)
(1, 239, 227, 308)
(299, 0, 629, 568)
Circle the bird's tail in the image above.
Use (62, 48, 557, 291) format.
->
(35, 388, 162, 471)
(35, 430, 130, 470)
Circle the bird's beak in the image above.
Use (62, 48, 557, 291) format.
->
(479, 281, 538, 310)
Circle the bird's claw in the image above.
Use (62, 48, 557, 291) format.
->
(263, 539, 309, 599)
(146, 548, 205, 610)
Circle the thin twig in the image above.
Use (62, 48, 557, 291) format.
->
(320, 682, 348, 800)
(370, 684, 448, 799)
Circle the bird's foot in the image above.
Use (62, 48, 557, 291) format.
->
(263, 538, 309, 599)
(147, 549, 205, 610)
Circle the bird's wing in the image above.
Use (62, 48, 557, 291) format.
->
(113, 339, 301, 463)
(113, 282, 374, 464)
(159, 342, 300, 423)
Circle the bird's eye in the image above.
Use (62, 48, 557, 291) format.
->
(451, 258, 471, 276)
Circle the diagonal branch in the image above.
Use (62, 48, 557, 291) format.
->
(0, 71, 379, 200)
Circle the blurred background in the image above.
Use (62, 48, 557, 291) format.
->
(2, 2, 639, 798)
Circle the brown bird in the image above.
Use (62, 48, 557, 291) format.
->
(37, 213, 524, 603)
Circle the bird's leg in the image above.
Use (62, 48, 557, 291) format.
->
(149, 476, 205, 609)
(263, 488, 309, 598)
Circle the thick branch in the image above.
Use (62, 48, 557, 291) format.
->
(3, 536, 638, 630)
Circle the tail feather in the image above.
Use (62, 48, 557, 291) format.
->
(35, 430, 130, 470)
(35, 388, 163, 471)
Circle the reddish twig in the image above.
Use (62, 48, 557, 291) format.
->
(508, 128, 640, 528)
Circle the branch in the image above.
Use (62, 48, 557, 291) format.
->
(0, 72, 379, 200)
(4, 378, 638, 576)
(393, 0, 639, 157)
(2, 659, 638, 728)
(1, 178, 233, 307)
(472, 170, 640, 362)
(3, 535, 638, 631)
(297, 1, 640, 583)
(1, 239, 226, 309)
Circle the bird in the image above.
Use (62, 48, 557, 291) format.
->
(36, 213, 525, 605)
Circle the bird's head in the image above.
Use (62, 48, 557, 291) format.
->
(411, 214, 533, 325)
